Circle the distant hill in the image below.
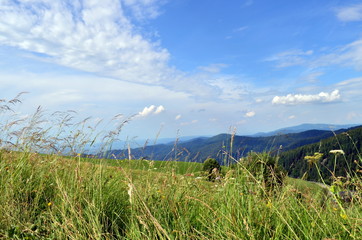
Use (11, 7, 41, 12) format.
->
(104, 125, 361, 165)
(87, 135, 209, 154)
(252, 123, 359, 137)
(279, 125, 362, 183)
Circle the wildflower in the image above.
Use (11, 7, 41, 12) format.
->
(304, 152, 323, 168)
(47, 202, 52, 207)
(266, 201, 273, 208)
(329, 150, 345, 155)
(340, 213, 348, 220)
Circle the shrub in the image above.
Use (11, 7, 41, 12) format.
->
(203, 158, 221, 181)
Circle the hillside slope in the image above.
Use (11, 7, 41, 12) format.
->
(279, 125, 362, 183)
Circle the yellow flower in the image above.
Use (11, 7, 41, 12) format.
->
(340, 213, 348, 220)
(47, 202, 52, 207)
(266, 201, 273, 208)
(304, 152, 323, 167)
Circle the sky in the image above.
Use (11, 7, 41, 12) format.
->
(1, 0, 362, 140)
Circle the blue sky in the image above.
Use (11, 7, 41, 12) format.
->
(0, 0, 362, 140)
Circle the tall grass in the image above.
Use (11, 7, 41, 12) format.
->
(0, 94, 361, 239)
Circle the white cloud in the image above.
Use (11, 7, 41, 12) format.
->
(138, 104, 164, 117)
(336, 4, 362, 22)
(0, 0, 169, 85)
(335, 77, 362, 102)
(138, 105, 156, 117)
(0, 0, 256, 102)
(208, 77, 248, 101)
(154, 105, 165, 114)
(175, 114, 182, 120)
(272, 90, 341, 105)
(123, 0, 165, 20)
(288, 115, 296, 119)
(245, 111, 255, 117)
(336, 77, 362, 87)
(306, 40, 362, 71)
(268, 39, 362, 71)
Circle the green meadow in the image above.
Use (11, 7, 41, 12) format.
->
(1, 150, 361, 239)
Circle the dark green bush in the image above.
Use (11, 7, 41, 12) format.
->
(203, 158, 221, 181)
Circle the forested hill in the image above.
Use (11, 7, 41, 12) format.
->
(105, 126, 358, 164)
(279, 125, 362, 183)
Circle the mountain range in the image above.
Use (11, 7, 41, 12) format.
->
(104, 123, 361, 164)
(251, 123, 358, 137)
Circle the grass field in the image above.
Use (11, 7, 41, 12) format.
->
(1, 150, 361, 239)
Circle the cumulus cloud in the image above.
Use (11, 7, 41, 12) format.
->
(0, 0, 169, 84)
(175, 114, 182, 120)
(138, 105, 165, 117)
(272, 90, 341, 105)
(154, 105, 165, 114)
(138, 105, 156, 117)
(336, 4, 362, 22)
(245, 111, 256, 117)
